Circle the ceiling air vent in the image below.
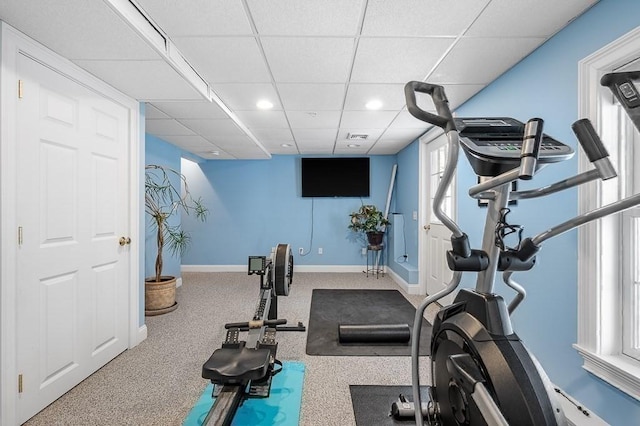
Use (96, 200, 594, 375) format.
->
(347, 133, 368, 140)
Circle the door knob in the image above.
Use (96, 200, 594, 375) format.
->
(119, 237, 132, 246)
(424, 225, 431, 231)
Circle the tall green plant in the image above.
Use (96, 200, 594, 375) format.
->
(145, 164, 208, 283)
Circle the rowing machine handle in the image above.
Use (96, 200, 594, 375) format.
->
(224, 319, 287, 329)
(571, 119, 609, 162)
(404, 81, 456, 132)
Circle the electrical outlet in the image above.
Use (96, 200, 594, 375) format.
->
(318, 247, 323, 255)
(298, 248, 304, 255)
(361, 247, 367, 255)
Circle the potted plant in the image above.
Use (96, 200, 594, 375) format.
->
(145, 164, 207, 316)
(348, 204, 390, 247)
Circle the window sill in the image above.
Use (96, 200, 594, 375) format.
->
(574, 344, 640, 401)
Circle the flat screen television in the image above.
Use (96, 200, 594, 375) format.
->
(301, 157, 370, 197)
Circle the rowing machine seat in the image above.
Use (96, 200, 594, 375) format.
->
(202, 347, 271, 385)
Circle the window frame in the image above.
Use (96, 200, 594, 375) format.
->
(575, 26, 640, 401)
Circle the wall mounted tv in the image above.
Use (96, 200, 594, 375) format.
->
(301, 157, 370, 197)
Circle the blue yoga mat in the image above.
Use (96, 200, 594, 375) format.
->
(183, 361, 305, 426)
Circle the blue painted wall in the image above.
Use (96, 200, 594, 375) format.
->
(180, 155, 397, 266)
(448, 0, 640, 424)
(144, 134, 183, 282)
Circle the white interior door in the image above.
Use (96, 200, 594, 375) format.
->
(421, 132, 456, 305)
(15, 53, 131, 423)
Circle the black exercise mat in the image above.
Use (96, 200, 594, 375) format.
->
(306, 289, 431, 356)
(350, 385, 431, 426)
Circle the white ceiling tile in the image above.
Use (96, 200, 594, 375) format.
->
(287, 111, 341, 129)
(212, 83, 281, 110)
(389, 111, 433, 130)
(250, 128, 295, 142)
(429, 37, 545, 84)
(466, 0, 598, 37)
(135, 0, 253, 36)
(337, 128, 384, 143)
(368, 140, 411, 155)
(247, 0, 365, 36)
(149, 101, 228, 119)
(291, 128, 337, 141)
(378, 127, 427, 142)
(234, 111, 289, 129)
(262, 37, 355, 83)
(333, 146, 370, 155)
(344, 83, 406, 110)
(277, 83, 346, 110)
(179, 118, 246, 137)
(340, 111, 398, 129)
(174, 37, 272, 83)
(0, 0, 160, 60)
(146, 119, 196, 136)
(363, 0, 490, 36)
(352, 38, 455, 83)
(145, 104, 170, 119)
(73, 60, 205, 100)
(157, 135, 218, 150)
(441, 84, 487, 110)
(199, 151, 236, 160)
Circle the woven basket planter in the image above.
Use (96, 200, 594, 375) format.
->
(145, 276, 178, 316)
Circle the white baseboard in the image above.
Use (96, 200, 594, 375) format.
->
(182, 264, 367, 273)
(387, 267, 423, 295)
(132, 324, 147, 348)
(555, 386, 607, 425)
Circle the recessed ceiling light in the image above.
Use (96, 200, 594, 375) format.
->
(365, 99, 383, 110)
(256, 99, 274, 110)
(281, 143, 293, 147)
(347, 144, 360, 148)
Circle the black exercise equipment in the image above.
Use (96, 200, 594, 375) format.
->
(338, 323, 410, 344)
(200, 244, 303, 426)
(396, 76, 640, 425)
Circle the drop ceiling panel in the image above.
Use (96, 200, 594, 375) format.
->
(249, 128, 295, 142)
(1, 0, 598, 159)
(337, 128, 385, 143)
(149, 101, 229, 120)
(262, 37, 355, 83)
(287, 111, 342, 129)
(340, 111, 398, 129)
(247, 0, 365, 36)
(145, 104, 170, 119)
(234, 111, 289, 129)
(73, 60, 205, 101)
(362, 0, 491, 36)
(344, 83, 407, 110)
(179, 119, 248, 143)
(174, 37, 272, 83)
(277, 83, 347, 110)
(0, 0, 160, 60)
(466, 0, 598, 37)
(213, 83, 282, 110)
(429, 37, 546, 85)
(351, 38, 455, 83)
(146, 119, 196, 136)
(135, 0, 253, 36)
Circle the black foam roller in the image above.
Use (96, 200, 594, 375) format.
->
(338, 323, 411, 344)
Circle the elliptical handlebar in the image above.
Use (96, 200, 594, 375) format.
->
(404, 81, 456, 132)
(571, 119, 611, 163)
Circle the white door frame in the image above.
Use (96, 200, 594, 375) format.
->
(0, 23, 143, 425)
(418, 126, 446, 296)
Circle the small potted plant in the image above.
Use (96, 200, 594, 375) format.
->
(348, 204, 390, 247)
(145, 164, 208, 315)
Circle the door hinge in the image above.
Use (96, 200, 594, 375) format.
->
(18, 80, 23, 99)
(18, 226, 23, 246)
(18, 374, 23, 393)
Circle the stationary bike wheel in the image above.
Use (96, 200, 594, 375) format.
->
(273, 244, 292, 296)
(431, 313, 562, 426)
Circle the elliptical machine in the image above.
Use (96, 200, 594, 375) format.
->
(399, 74, 640, 425)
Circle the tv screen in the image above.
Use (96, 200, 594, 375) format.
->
(301, 157, 370, 197)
